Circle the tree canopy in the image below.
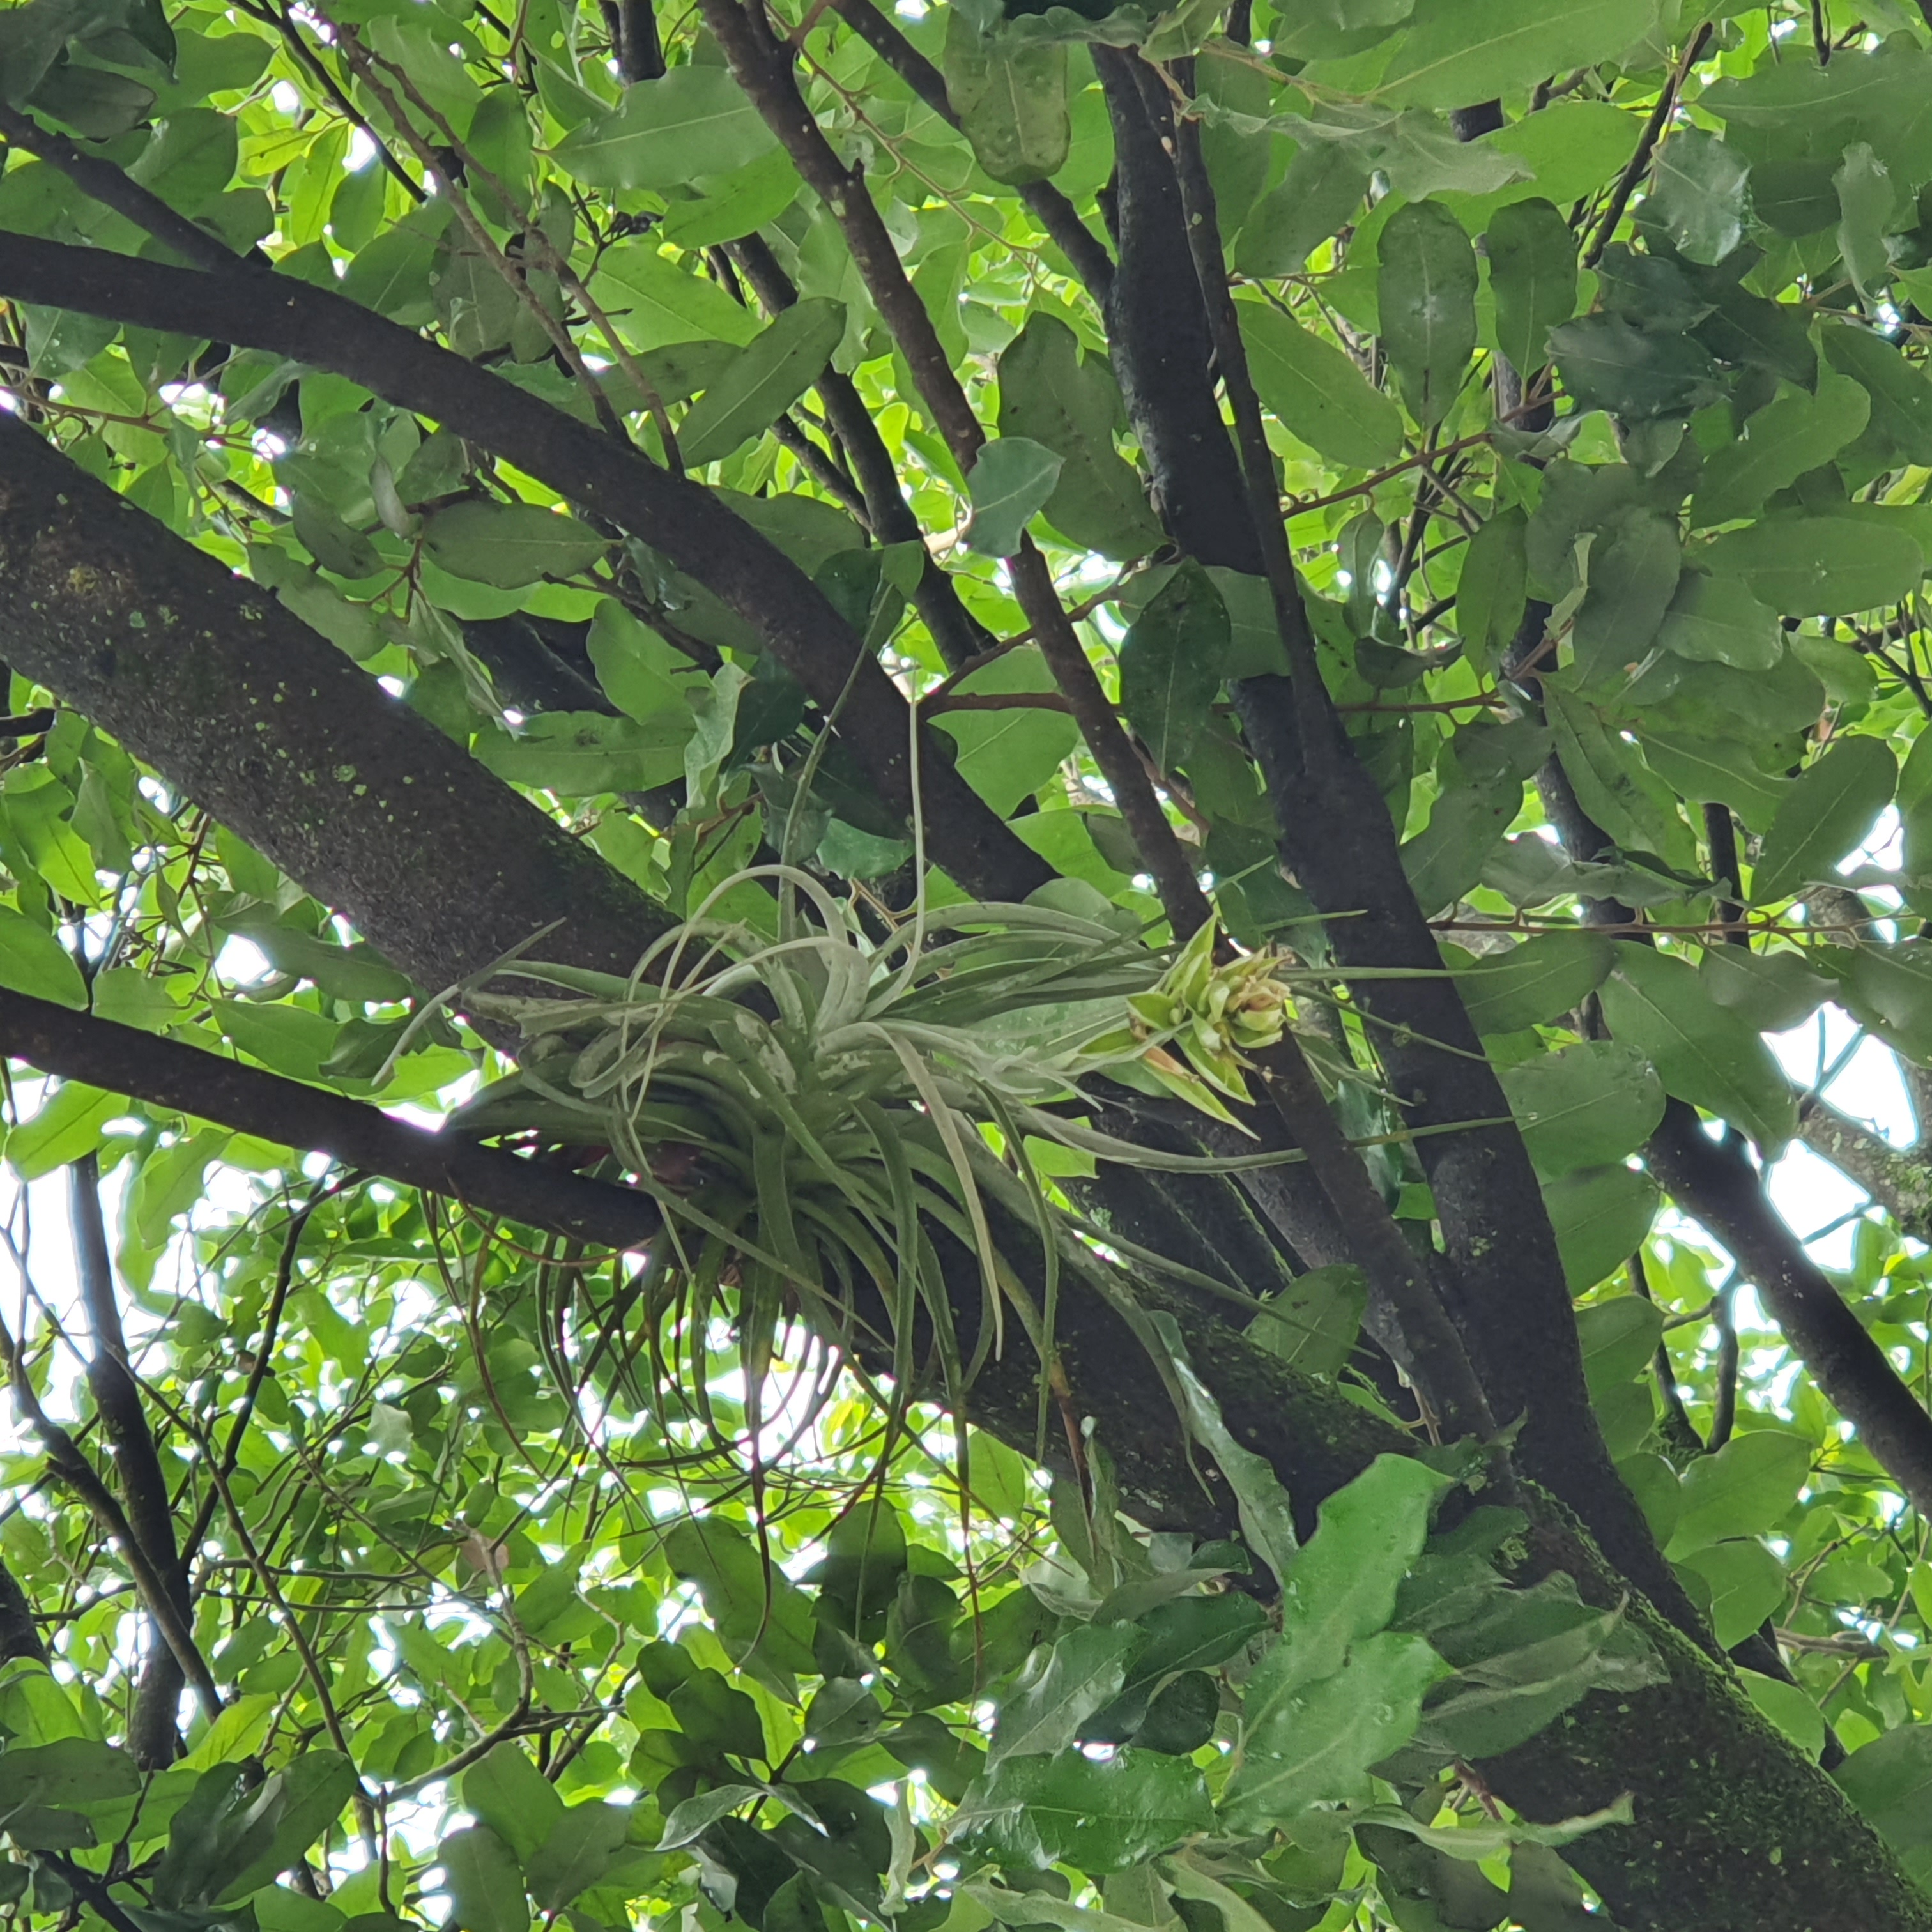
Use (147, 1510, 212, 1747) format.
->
(9, 0, 1932, 1926)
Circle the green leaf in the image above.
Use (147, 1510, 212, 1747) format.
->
(1577, 1295, 1664, 1399)
(1455, 505, 1528, 676)
(525, 1802, 629, 1910)
(6, 1082, 116, 1181)
(1751, 735, 1897, 901)
(1600, 946, 1797, 1153)
(944, 13, 1070, 185)
(421, 502, 608, 588)
(1690, 374, 1871, 528)
(1502, 1041, 1664, 1178)
(1836, 1727, 1932, 1894)
(1377, 200, 1477, 427)
(1146, 1312, 1300, 1588)
(1377, 0, 1657, 109)
(128, 107, 237, 215)
(679, 297, 847, 467)
(1236, 142, 1369, 277)
(1400, 778, 1518, 916)
(1640, 729, 1790, 833)
(664, 1517, 820, 1685)
(462, 1745, 564, 1866)
(988, 1623, 1147, 1767)
(1268, 1455, 1450, 1703)
(0, 907, 85, 1008)
(475, 711, 691, 795)
(1222, 1632, 1445, 1829)
(1655, 571, 1783, 670)
(1570, 510, 1681, 687)
(1247, 1263, 1368, 1378)
(1836, 142, 1897, 300)
(1117, 560, 1230, 772)
(657, 146, 801, 251)
(1451, 930, 1614, 1036)
(0, 1740, 137, 1812)
(999, 314, 1163, 560)
(1821, 323, 1932, 465)
(555, 67, 778, 188)
(957, 1752, 1213, 1873)
(1666, 1430, 1813, 1555)
(439, 1826, 530, 1932)
(1702, 517, 1924, 617)
(1544, 685, 1690, 864)
(965, 437, 1064, 556)
(1236, 295, 1402, 468)
(931, 647, 1080, 814)
(1484, 198, 1577, 378)
(589, 244, 763, 350)
(1679, 1540, 1786, 1650)
(1646, 130, 1750, 266)
(1542, 1164, 1660, 1294)
(1549, 314, 1722, 421)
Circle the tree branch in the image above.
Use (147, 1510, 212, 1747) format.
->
(70, 1153, 190, 1767)
(1800, 1101, 1932, 1243)
(1648, 1097, 1932, 1518)
(697, 0, 1207, 931)
(824, 0, 1116, 298)
(0, 241, 1050, 906)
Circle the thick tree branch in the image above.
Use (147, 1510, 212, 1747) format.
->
(0, 241, 1049, 905)
(1648, 1098, 1932, 1517)
(0, 1559, 47, 1666)
(1800, 1101, 1932, 1243)
(0, 410, 670, 991)
(0, 992, 666, 1255)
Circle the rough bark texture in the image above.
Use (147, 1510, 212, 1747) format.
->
(0, 413, 669, 990)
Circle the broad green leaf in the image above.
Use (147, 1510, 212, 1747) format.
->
(1570, 510, 1681, 687)
(1751, 735, 1897, 901)
(1836, 142, 1896, 299)
(1576, 1296, 1664, 1398)
(1690, 374, 1871, 529)
(1600, 946, 1797, 1153)
(664, 1517, 820, 1685)
(589, 244, 763, 350)
(1545, 685, 1692, 865)
(1655, 572, 1783, 670)
(525, 1802, 629, 1909)
(988, 1623, 1147, 1767)
(1703, 517, 1924, 617)
(421, 501, 608, 588)
(1236, 295, 1402, 468)
(944, 13, 1070, 185)
(1400, 778, 1517, 916)
(1248, 1263, 1368, 1378)
(1377, 200, 1477, 426)
(1451, 930, 1614, 1036)
(462, 1745, 564, 1865)
(1455, 506, 1528, 676)
(1646, 129, 1749, 265)
(1836, 1728, 1932, 1893)
(657, 146, 801, 251)
(475, 711, 691, 795)
(1117, 560, 1230, 772)
(216, 1754, 359, 1904)
(1377, 0, 1657, 109)
(1484, 198, 1577, 377)
(1265, 1455, 1449, 1703)
(555, 67, 778, 188)
(1236, 142, 1369, 277)
(1502, 1041, 1664, 1177)
(1821, 323, 1932, 464)
(1666, 1430, 1813, 1555)
(999, 314, 1163, 559)
(1542, 1164, 1660, 1293)
(956, 1752, 1213, 1872)
(0, 1740, 137, 1811)
(931, 647, 1081, 814)
(6, 1082, 116, 1182)
(679, 298, 847, 467)
(128, 107, 236, 215)
(1222, 1632, 1445, 1829)
(1835, 941, 1932, 1061)
(440, 1826, 530, 1932)
(965, 437, 1064, 556)
(1679, 1540, 1786, 1650)
(1549, 314, 1722, 420)
(1640, 729, 1789, 833)
(0, 907, 86, 1008)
